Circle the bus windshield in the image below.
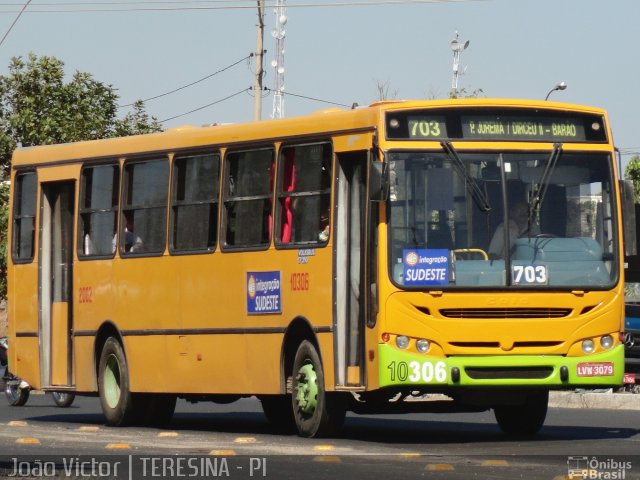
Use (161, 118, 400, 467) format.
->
(388, 149, 617, 289)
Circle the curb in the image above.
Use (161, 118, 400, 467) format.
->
(550, 391, 640, 410)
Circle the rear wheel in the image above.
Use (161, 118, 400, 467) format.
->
(51, 391, 75, 408)
(98, 337, 140, 426)
(494, 390, 549, 436)
(291, 340, 345, 437)
(5, 379, 30, 407)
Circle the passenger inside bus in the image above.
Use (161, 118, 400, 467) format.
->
(123, 213, 143, 253)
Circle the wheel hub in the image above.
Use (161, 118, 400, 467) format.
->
(295, 362, 318, 416)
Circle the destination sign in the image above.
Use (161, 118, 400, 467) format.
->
(461, 115, 586, 141)
(386, 108, 607, 142)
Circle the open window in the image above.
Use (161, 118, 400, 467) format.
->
(275, 142, 332, 246)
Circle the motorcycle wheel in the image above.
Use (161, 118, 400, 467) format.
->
(51, 391, 75, 408)
(5, 380, 30, 406)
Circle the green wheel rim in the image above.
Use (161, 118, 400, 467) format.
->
(104, 354, 121, 409)
(295, 361, 318, 416)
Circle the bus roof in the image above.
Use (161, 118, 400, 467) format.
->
(11, 98, 607, 168)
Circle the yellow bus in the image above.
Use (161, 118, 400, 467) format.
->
(7, 99, 630, 437)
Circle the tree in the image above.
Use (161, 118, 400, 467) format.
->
(625, 155, 640, 203)
(449, 86, 484, 99)
(375, 79, 399, 101)
(0, 53, 162, 299)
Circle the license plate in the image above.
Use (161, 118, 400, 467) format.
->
(623, 373, 636, 384)
(577, 362, 614, 377)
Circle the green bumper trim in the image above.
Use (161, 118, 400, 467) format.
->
(378, 343, 624, 388)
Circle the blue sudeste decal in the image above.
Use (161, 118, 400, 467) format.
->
(247, 271, 282, 314)
(403, 249, 449, 286)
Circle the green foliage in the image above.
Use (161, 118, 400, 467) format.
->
(0, 53, 162, 300)
(625, 155, 640, 203)
(449, 87, 485, 99)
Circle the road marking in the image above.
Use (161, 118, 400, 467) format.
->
(481, 459, 509, 466)
(313, 456, 341, 463)
(233, 437, 256, 443)
(209, 450, 236, 456)
(426, 464, 454, 471)
(399, 453, 421, 459)
(15, 438, 40, 445)
(106, 443, 130, 450)
(8, 421, 28, 427)
(158, 432, 178, 437)
(313, 445, 335, 451)
(78, 426, 100, 432)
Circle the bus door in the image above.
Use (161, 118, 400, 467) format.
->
(334, 151, 370, 387)
(39, 181, 75, 388)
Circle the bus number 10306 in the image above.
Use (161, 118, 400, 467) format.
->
(387, 360, 447, 383)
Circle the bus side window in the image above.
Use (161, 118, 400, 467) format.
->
(276, 142, 332, 246)
(121, 158, 169, 256)
(12, 171, 37, 262)
(223, 148, 274, 249)
(78, 164, 119, 258)
(170, 152, 220, 253)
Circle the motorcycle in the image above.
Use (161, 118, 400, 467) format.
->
(1, 336, 75, 407)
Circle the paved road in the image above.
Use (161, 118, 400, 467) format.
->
(0, 393, 639, 479)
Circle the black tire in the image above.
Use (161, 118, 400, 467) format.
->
(291, 340, 346, 437)
(494, 390, 549, 436)
(140, 394, 177, 427)
(98, 337, 140, 426)
(260, 395, 296, 433)
(51, 391, 75, 408)
(5, 380, 29, 407)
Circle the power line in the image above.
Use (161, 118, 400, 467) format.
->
(118, 53, 252, 108)
(279, 89, 353, 108)
(0, 0, 31, 48)
(0, 0, 480, 13)
(159, 87, 248, 123)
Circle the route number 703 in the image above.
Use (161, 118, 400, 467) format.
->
(512, 265, 547, 285)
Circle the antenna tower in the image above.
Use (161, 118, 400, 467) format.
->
(271, 0, 287, 118)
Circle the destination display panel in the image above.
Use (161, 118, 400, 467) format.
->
(387, 108, 607, 142)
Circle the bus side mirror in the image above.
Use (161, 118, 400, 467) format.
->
(621, 179, 637, 257)
(369, 162, 389, 202)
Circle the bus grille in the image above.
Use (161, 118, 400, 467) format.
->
(439, 308, 571, 319)
(465, 367, 553, 380)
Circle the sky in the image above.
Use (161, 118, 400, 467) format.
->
(0, 0, 638, 170)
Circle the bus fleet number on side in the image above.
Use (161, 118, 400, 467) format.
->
(387, 360, 447, 383)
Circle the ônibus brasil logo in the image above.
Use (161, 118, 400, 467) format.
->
(247, 275, 257, 299)
(405, 251, 419, 267)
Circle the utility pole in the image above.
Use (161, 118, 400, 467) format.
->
(271, 0, 287, 119)
(253, 0, 266, 121)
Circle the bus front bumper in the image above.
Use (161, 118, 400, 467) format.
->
(377, 343, 624, 389)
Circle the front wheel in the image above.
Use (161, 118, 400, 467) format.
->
(51, 391, 75, 408)
(494, 390, 549, 436)
(5, 378, 30, 407)
(291, 340, 345, 437)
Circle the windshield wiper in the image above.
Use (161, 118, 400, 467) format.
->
(441, 141, 491, 213)
(528, 143, 563, 229)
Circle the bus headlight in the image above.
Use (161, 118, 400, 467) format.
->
(582, 339, 595, 354)
(600, 335, 614, 349)
(396, 335, 409, 349)
(416, 339, 430, 353)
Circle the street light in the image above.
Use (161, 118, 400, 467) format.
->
(545, 81, 567, 101)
